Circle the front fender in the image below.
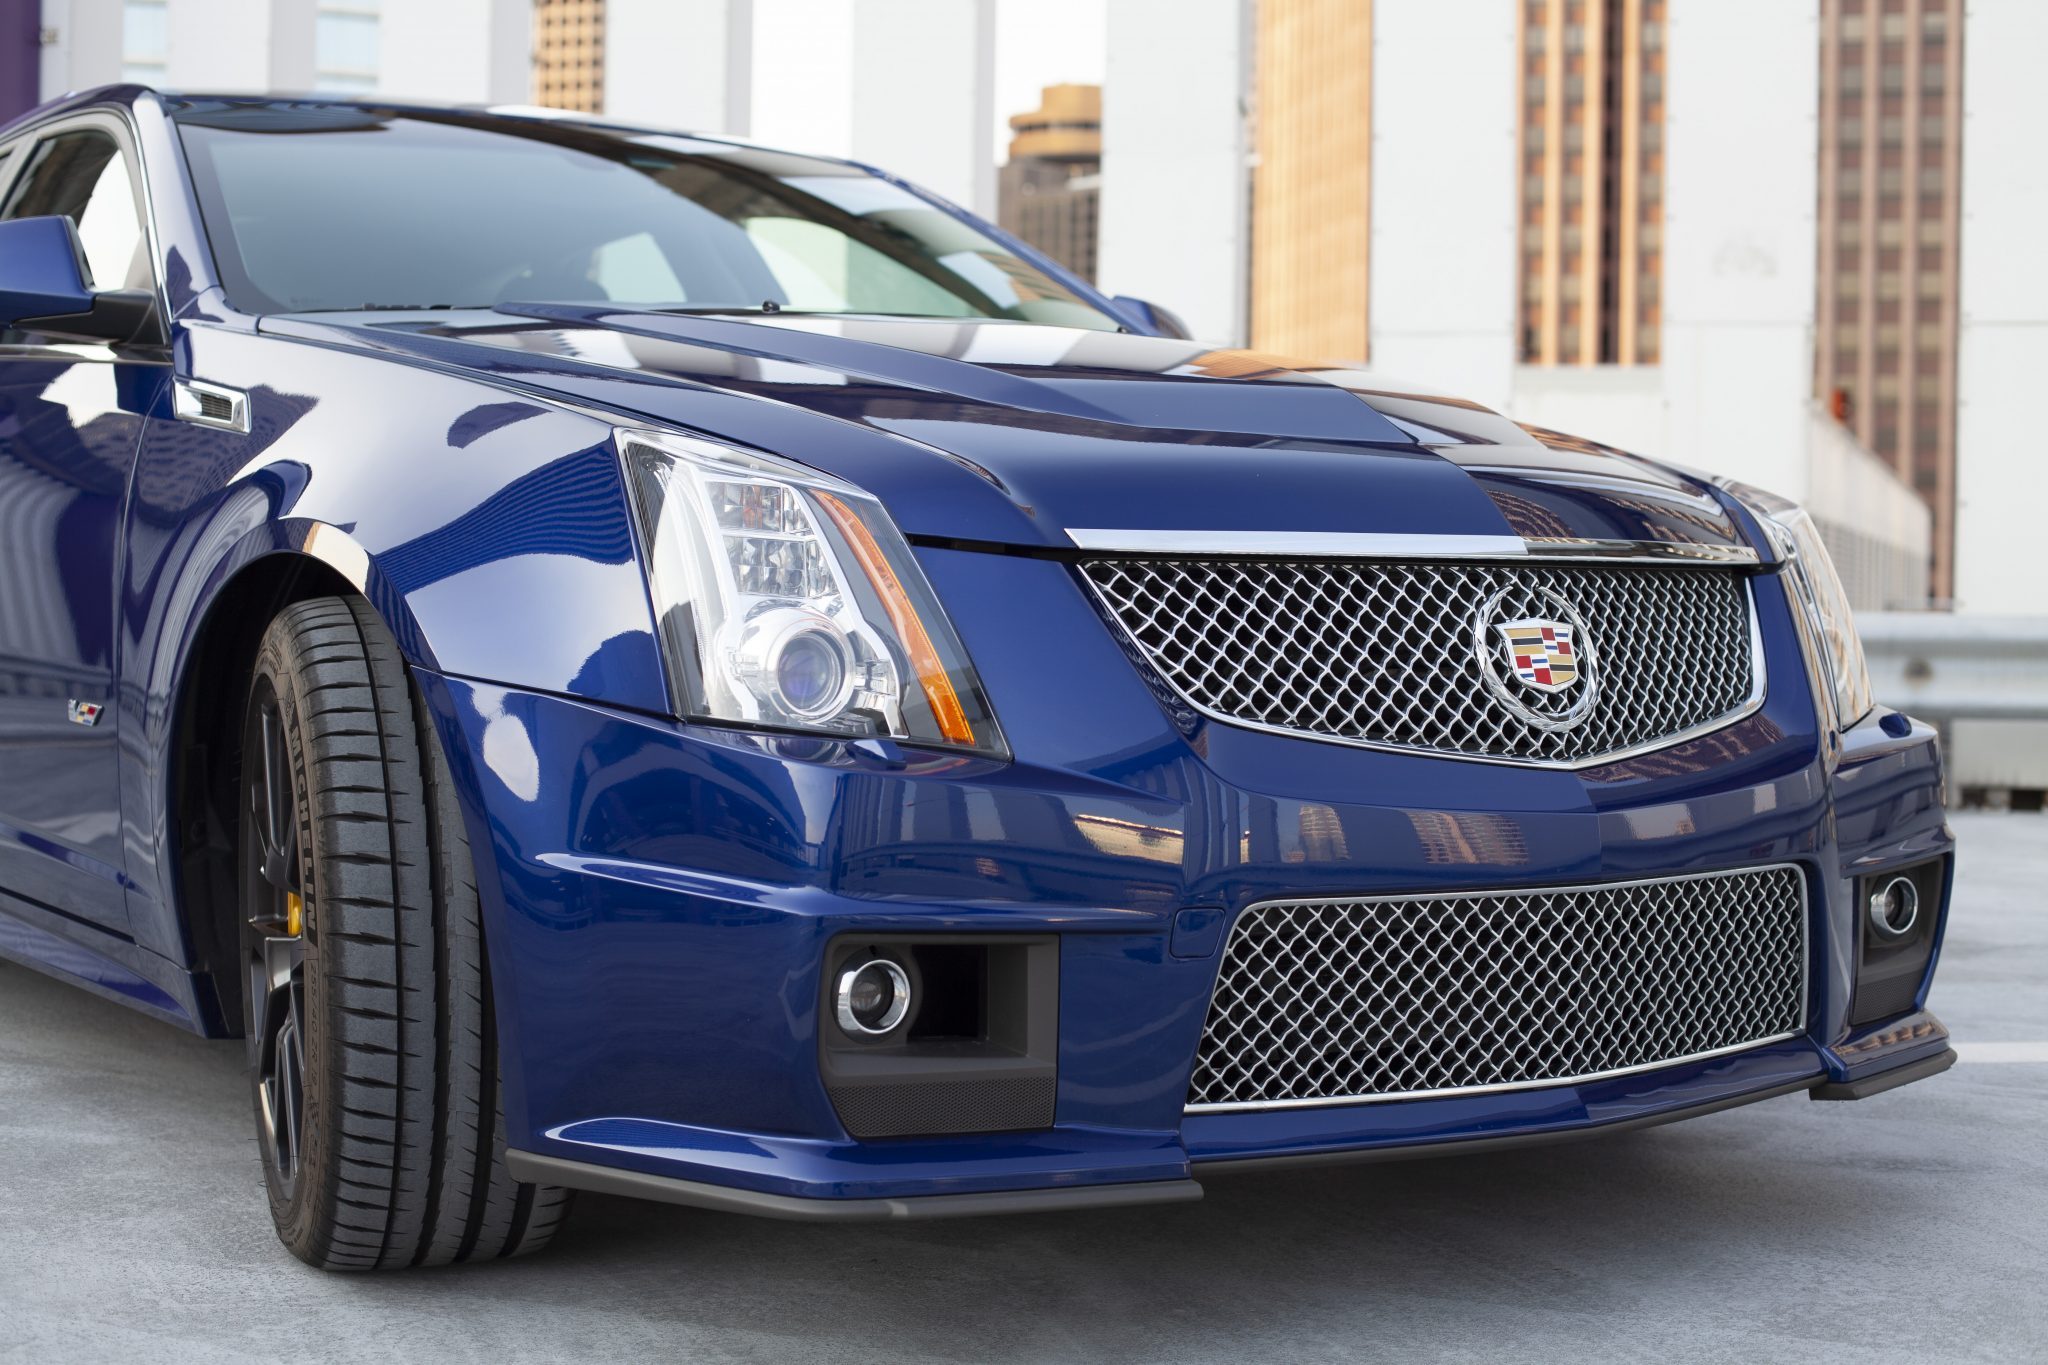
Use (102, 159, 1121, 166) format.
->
(147, 322, 668, 707)
(123, 321, 671, 972)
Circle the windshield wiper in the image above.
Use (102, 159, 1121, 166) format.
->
(337, 302, 496, 311)
(649, 302, 787, 316)
(646, 304, 996, 322)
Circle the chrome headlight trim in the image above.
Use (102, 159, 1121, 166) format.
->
(617, 426, 1006, 757)
(1724, 480, 1874, 732)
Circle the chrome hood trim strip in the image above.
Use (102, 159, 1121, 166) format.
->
(1065, 529, 1760, 565)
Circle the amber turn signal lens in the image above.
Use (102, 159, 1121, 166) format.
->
(812, 491, 976, 748)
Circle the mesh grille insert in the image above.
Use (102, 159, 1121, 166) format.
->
(1081, 558, 1758, 763)
(1188, 866, 1807, 1110)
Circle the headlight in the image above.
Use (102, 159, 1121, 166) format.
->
(1727, 481, 1873, 730)
(619, 427, 1006, 757)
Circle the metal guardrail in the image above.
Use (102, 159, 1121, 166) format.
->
(1859, 614, 2048, 724)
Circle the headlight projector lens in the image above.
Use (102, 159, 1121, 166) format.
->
(835, 958, 912, 1037)
(775, 627, 847, 717)
(1868, 875, 1921, 941)
(732, 606, 855, 723)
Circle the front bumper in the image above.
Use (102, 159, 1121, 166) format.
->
(422, 548, 1956, 1215)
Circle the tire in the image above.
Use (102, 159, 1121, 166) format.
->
(238, 595, 570, 1269)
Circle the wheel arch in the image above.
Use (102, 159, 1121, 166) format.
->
(166, 549, 368, 1036)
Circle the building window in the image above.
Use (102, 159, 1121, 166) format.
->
(315, 1, 381, 94)
(122, 0, 168, 84)
(1515, 0, 1666, 366)
(535, 0, 606, 114)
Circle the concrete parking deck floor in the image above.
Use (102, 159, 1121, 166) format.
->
(3, 812, 2043, 1363)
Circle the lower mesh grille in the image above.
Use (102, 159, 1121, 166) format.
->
(1188, 866, 1807, 1110)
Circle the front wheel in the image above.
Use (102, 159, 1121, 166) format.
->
(239, 596, 568, 1269)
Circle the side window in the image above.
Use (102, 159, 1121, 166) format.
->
(1, 129, 149, 293)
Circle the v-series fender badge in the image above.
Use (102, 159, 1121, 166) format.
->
(67, 700, 104, 727)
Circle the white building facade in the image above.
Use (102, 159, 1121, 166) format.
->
(1365, 0, 1937, 614)
(38, 0, 533, 105)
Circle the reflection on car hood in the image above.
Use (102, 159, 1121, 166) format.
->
(262, 305, 1750, 554)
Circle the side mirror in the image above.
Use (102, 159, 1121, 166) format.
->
(1110, 294, 1194, 341)
(0, 215, 162, 346)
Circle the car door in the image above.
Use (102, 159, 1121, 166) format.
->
(0, 114, 166, 935)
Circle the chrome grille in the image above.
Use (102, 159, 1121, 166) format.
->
(1080, 558, 1759, 764)
(1187, 866, 1807, 1110)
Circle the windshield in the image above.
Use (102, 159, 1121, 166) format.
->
(170, 101, 1118, 328)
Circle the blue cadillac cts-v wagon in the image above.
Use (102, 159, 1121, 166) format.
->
(0, 89, 1956, 1269)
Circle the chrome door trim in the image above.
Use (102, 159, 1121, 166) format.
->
(0, 343, 159, 364)
(1184, 862, 1812, 1113)
(1065, 528, 1761, 565)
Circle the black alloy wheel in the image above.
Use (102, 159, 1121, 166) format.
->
(241, 676, 310, 1200)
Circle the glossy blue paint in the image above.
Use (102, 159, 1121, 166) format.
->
(0, 330, 157, 937)
(0, 216, 95, 322)
(0, 89, 1959, 1213)
(261, 306, 1761, 555)
(1109, 294, 1194, 340)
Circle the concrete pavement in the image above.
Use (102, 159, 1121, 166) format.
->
(2, 812, 2043, 1363)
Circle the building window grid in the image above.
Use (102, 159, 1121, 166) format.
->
(535, 0, 606, 114)
(1817, 0, 1963, 599)
(1517, 0, 1664, 366)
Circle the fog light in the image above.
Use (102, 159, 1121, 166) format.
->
(835, 957, 911, 1037)
(1868, 875, 1920, 941)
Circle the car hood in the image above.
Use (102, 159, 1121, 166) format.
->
(263, 305, 1751, 555)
